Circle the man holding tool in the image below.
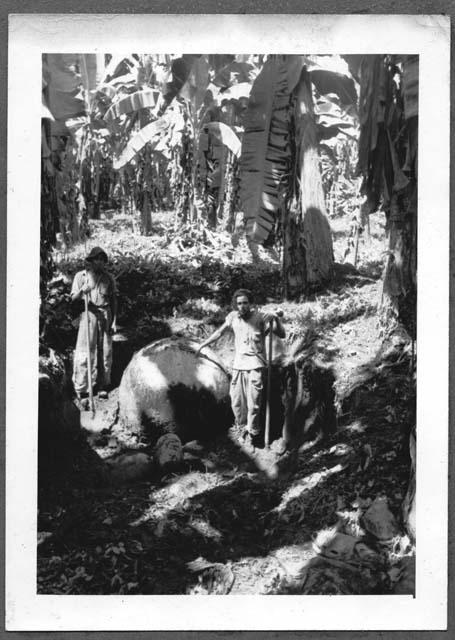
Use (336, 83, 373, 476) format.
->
(196, 289, 285, 448)
(71, 246, 117, 410)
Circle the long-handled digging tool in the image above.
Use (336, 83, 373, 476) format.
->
(264, 310, 284, 449)
(84, 292, 95, 417)
(264, 317, 274, 449)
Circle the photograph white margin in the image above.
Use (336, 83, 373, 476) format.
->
(6, 13, 450, 631)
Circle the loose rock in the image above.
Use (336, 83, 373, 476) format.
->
(362, 496, 400, 541)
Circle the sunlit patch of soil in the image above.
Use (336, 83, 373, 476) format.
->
(38, 210, 414, 595)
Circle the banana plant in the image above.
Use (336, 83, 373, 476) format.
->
(238, 54, 358, 296)
(108, 54, 246, 228)
(343, 54, 418, 335)
(43, 53, 257, 240)
(42, 53, 102, 252)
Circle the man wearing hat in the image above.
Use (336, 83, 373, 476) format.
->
(71, 247, 117, 406)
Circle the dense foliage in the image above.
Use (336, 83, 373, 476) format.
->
(37, 53, 417, 597)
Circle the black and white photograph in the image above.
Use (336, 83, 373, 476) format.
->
(6, 13, 450, 631)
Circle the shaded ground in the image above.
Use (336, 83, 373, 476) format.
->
(38, 210, 415, 595)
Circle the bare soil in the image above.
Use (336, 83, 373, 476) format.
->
(38, 211, 415, 595)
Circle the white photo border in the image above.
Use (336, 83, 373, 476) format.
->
(6, 13, 450, 631)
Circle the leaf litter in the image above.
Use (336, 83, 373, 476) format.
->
(38, 211, 415, 595)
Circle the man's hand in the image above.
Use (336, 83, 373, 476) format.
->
(81, 283, 92, 295)
(263, 311, 277, 325)
(263, 309, 284, 324)
(263, 309, 285, 338)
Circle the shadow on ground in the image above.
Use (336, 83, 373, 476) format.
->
(38, 347, 414, 595)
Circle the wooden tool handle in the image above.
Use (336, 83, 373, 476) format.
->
(264, 318, 273, 448)
(84, 293, 95, 415)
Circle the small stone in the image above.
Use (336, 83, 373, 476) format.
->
(318, 532, 358, 560)
(392, 556, 415, 595)
(183, 452, 200, 462)
(155, 433, 183, 468)
(38, 531, 52, 546)
(270, 438, 288, 455)
(354, 542, 378, 563)
(107, 452, 152, 483)
(183, 440, 204, 454)
(329, 443, 353, 457)
(362, 497, 399, 541)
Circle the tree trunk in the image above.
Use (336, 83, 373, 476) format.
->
(224, 156, 239, 233)
(380, 180, 417, 339)
(206, 188, 218, 229)
(178, 123, 192, 224)
(282, 202, 307, 299)
(353, 56, 418, 339)
(92, 148, 101, 219)
(140, 191, 153, 235)
(218, 103, 236, 225)
(283, 71, 334, 299)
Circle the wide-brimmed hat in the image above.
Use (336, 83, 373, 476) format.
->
(86, 246, 108, 262)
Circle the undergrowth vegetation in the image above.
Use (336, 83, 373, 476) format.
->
(36, 50, 419, 599)
(37, 207, 419, 597)
(41, 209, 385, 360)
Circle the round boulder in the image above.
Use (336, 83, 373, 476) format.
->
(118, 337, 232, 443)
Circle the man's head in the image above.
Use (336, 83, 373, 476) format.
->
(85, 246, 108, 272)
(232, 288, 253, 318)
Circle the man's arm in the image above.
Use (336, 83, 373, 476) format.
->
(273, 316, 285, 338)
(70, 272, 91, 302)
(195, 320, 230, 355)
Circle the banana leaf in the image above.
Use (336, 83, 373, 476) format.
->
(179, 55, 210, 112)
(41, 125, 52, 158)
(402, 55, 418, 119)
(204, 122, 241, 157)
(113, 110, 184, 169)
(212, 59, 255, 88)
(310, 69, 357, 106)
(42, 98, 54, 121)
(43, 54, 81, 92)
(65, 116, 90, 133)
(341, 54, 364, 82)
(97, 84, 117, 100)
(315, 94, 358, 139)
(355, 55, 391, 210)
(159, 54, 200, 114)
(113, 117, 169, 169)
(153, 111, 185, 158)
(43, 54, 87, 121)
(318, 124, 358, 140)
(108, 73, 138, 86)
(216, 82, 252, 104)
(101, 54, 132, 83)
(79, 53, 103, 101)
(285, 55, 357, 108)
(104, 89, 160, 123)
(239, 56, 291, 243)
